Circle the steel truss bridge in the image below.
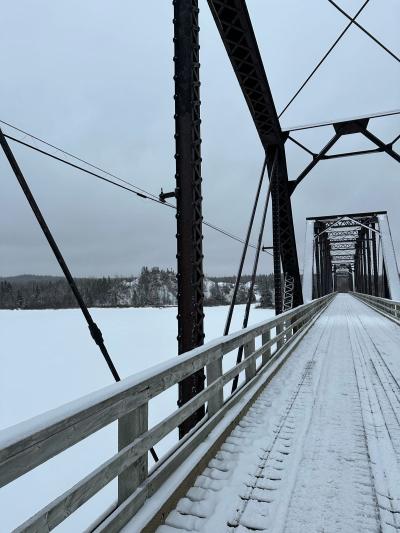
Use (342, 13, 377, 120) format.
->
(1, 1, 400, 532)
(303, 211, 400, 303)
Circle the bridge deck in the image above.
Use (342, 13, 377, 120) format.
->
(128, 294, 400, 532)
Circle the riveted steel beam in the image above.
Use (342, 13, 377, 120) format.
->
(207, 0, 281, 146)
(174, 0, 205, 438)
(208, 0, 302, 313)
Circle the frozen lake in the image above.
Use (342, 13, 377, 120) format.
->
(0, 303, 274, 531)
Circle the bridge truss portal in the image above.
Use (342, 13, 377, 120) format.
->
(302, 211, 400, 303)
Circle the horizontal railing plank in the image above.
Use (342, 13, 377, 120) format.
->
(2, 294, 334, 533)
(353, 292, 400, 323)
(0, 298, 322, 487)
(95, 298, 331, 532)
(15, 379, 223, 532)
(13, 296, 333, 533)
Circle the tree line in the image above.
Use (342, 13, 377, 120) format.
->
(0, 268, 275, 310)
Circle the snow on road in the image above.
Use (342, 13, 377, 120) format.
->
(156, 294, 400, 533)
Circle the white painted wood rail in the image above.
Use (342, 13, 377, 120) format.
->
(353, 292, 400, 321)
(0, 294, 334, 532)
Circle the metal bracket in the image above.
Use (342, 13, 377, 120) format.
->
(159, 188, 176, 203)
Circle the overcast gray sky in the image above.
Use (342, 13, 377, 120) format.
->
(0, 0, 399, 277)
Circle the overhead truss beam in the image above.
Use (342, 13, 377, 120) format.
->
(282, 109, 400, 133)
(208, 0, 302, 313)
(207, 0, 281, 146)
(287, 115, 400, 193)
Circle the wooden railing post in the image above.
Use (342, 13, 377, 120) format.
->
(287, 317, 293, 339)
(206, 348, 223, 416)
(244, 338, 256, 382)
(118, 404, 148, 504)
(261, 329, 271, 366)
(276, 322, 284, 350)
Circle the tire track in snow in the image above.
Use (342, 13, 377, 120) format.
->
(283, 297, 381, 533)
(353, 311, 400, 462)
(347, 298, 400, 531)
(156, 307, 335, 533)
(155, 295, 399, 533)
(225, 314, 335, 532)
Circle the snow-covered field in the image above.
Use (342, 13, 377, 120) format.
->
(0, 303, 274, 532)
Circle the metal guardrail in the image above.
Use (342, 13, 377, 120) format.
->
(0, 294, 334, 532)
(353, 292, 400, 321)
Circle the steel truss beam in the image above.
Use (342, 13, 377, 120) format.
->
(174, 0, 205, 438)
(361, 129, 400, 165)
(328, 232, 359, 241)
(287, 114, 400, 192)
(283, 109, 400, 134)
(321, 147, 383, 160)
(326, 217, 380, 236)
(311, 210, 384, 222)
(291, 132, 341, 192)
(304, 211, 390, 298)
(269, 145, 303, 312)
(330, 242, 356, 250)
(331, 255, 354, 261)
(207, 0, 281, 145)
(208, 0, 302, 314)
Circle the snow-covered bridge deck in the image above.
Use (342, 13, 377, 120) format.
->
(137, 294, 400, 533)
(2, 293, 400, 532)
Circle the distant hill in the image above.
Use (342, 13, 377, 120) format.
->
(0, 268, 274, 310)
(0, 274, 64, 284)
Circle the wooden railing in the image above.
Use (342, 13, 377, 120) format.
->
(0, 294, 334, 532)
(353, 292, 400, 321)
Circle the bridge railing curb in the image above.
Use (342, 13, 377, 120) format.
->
(0, 294, 334, 532)
(352, 292, 400, 323)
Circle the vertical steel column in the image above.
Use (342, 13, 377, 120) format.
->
(302, 219, 315, 303)
(315, 233, 321, 298)
(354, 255, 358, 291)
(271, 151, 283, 313)
(366, 228, 372, 295)
(269, 147, 303, 314)
(371, 223, 379, 296)
(349, 268, 354, 292)
(358, 236, 363, 293)
(325, 235, 330, 293)
(317, 233, 323, 296)
(354, 250, 358, 291)
(361, 231, 366, 293)
(383, 263, 390, 298)
(174, 0, 205, 438)
(319, 235, 324, 296)
(362, 236, 367, 293)
(327, 239, 332, 292)
(321, 235, 326, 295)
(356, 240, 362, 292)
(321, 233, 327, 295)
